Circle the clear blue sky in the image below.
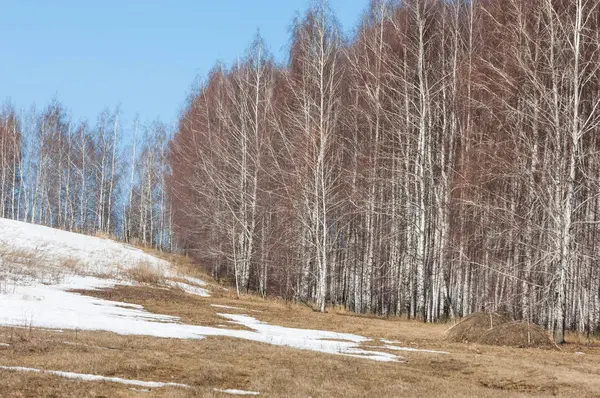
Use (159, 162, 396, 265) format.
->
(0, 1, 366, 128)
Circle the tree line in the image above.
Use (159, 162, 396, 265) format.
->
(168, 0, 600, 344)
(0, 101, 173, 250)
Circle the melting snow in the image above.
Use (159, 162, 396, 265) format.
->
(0, 218, 169, 277)
(169, 281, 210, 297)
(381, 345, 448, 354)
(0, 275, 399, 361)
(0, 218, 207, 298)
(366, 343, 448, 354)
(0, 276, 191, 338)
(214, 388, 260, 395)
(211, 304, 262, 313)
(211, 304, 247, 311)
(0, 218, 437, 362)
(179, 276, 207, 287)
(381, 339, 402, 344)
(0, 366, 190, 389)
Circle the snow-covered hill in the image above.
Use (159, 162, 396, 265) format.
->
(0, 218, 212, 332)
(0, 218, 169, 277)
(0, 218, 443, 364)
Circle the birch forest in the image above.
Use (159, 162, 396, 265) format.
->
(168, 0, 600, 344)
(0, 102, 173, 250)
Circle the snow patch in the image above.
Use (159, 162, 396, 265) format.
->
(381, 345, 448, 354)
(212, 304, 246, 311)
(219, 313, 399, 362)
(211, 304, 262, 313)
(0, 276, 399, 361)
(0, 366, 190, 389)
(0, 276, 189, 338)
(0, 218, 409, 362)
(214, 388, 260, 395)
(179, 276, 207, 287)
(381, 339, 402, 344)
(169, 281, 210, 297)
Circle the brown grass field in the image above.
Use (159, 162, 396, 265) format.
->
(1, 253, 600, 397)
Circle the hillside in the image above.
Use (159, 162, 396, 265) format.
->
(0, 219, 599, 397)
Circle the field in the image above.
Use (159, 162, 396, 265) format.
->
(0, 219, 599, 397)
(2, 282, 600, 397)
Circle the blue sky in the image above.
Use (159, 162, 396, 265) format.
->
(0, 1, 366, 128)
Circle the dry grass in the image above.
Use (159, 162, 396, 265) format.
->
(94, 231, 120, 241)
(69, 285, 250, 330)
(59, 258, 83, 274)
(136, 247, 217, 284)
(0, 247, 45, 277)
(3, 281, 600, 397)
(124, 262, 166, 285)
(3, 247, 600, 396)
(0, 247, 83, 289)
(1, 322, 599, 397)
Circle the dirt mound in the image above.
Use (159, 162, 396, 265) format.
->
(446, 312, 511, 343)
(477, 321, 556, 348)
(446, 312, 555, 349)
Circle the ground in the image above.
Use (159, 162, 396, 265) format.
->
(0, 219, 599, 397)
(2, 284, 600, 397)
